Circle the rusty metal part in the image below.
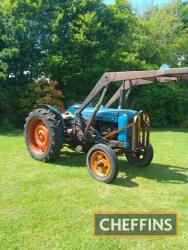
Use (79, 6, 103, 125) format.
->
(104, 122, 133, 139)
(75, 67, 188, 143)
(108, 140, 124, 149)
(76, 114, 86, 140)
(132, 111, 150, 152)
(114, 148, 127, 155)
(77, 68, 188, 113)
(84, 85, 109, 135)
(105, 77, 178, 108)
(76, 73, 114, 114)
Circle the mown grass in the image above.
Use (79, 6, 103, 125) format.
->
(0, 129, 188, 250)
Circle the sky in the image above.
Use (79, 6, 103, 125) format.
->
(104, 0, 174, 15)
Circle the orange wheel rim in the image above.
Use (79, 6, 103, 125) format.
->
(91, 151, 111, 178)
(27, 117, 50, 154)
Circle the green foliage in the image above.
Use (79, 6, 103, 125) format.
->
(20, 77, 64, 113)
(0, 113, 18, 130)
(129, 84, 188, 127)
(0, 0, 187, 127)
(133, 1, 183, 66)
(0, 77, 64, 129)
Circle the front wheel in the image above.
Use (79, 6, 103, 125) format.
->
(86, 144, 119, 183)
(125, 144, 154, 167)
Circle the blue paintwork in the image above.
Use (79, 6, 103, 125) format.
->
(67, 103, 137, 148)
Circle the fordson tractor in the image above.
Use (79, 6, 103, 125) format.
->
(24, 67, 188, 183)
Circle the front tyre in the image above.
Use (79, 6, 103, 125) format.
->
(24, 108, 64, 162)
(86, 144, 119, 183)
(125, 144, 154, 167)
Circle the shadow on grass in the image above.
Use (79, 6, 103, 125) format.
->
(53, 150, 86, 167)
(113, 160, 188, 188)
(52, 151, 188, 188)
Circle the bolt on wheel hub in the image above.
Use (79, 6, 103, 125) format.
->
(91, 151, 111, 177)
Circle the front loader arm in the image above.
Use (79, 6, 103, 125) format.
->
(105, 77, 178, 108)
(76, 73, 116, 114)
(77, 67, 188, 113)
(76, 67, 188, 136)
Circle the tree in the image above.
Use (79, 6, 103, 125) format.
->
(43, 0, 139, 101)
(20, 76, 64, 114)
(0, 0, 187, 128)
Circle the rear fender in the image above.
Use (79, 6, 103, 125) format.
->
(35, 104, 64, 129)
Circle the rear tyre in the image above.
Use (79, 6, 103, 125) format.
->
(125, 144, 154, 167)
(86, 144, 119, 183)
(24, 108, 64, 162)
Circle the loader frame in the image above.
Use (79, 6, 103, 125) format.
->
(75, 67, 188, 146)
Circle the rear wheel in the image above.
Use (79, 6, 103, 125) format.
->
(86, 144, 119, 183)
(125, 144, 154, 167)
(24, 108, 64, 162)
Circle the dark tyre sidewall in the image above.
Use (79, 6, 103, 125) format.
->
(86, 144, 119, 183)
(24, 108, 64, 162)
(125, 144, 154, 167)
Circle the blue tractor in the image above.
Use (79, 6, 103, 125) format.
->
(24, 68, 188, 183)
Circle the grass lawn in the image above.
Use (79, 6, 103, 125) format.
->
(0, 129, 188, 250)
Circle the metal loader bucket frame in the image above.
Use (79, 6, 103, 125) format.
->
(132, 111, 150, 152)
(75, 67, 188, 144)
